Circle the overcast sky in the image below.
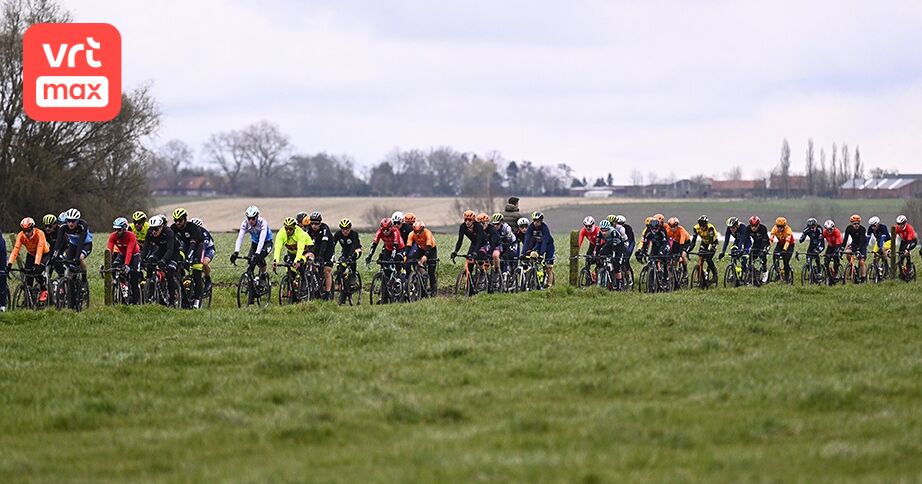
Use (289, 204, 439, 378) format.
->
(72, 0, 922, 182)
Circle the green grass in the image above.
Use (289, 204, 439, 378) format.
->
(2, 231, 922, 481)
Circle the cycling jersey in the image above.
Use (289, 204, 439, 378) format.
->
(822, 227, 843, 248)
(842, 224, 868, 253)
(171, 222, 204, 263)
(799, 226, 825, 253)
(866, 224, 890, 250)
(235, 217, 273, 254)
(578, 226, 600, 249)
(44, 224, 60, 249)
(372, 226, 405, 252)
(514, 228, 526, 245)
(274, 226, 313, 264)
(769, 225, 795, 251)
(597, 226, 629, 253)
(130, 221, 149, 245)
(453, 222, 486, 254)
(333, 230, 362, 260)
(895, 223, 917, 243)
(665, 225, 690, 246)
(305, 222, 333, 260)
(690, 223, 718, 251)
(642, 227, 669, 255)
(622, 223, 636, 254)
(407, 228, 437, 252)
(524, 222, 555, 258)
(483, 224, 498, 251)
(749, 224, 769, 251)
(492, 223, 517, 250)
(200, 226, 215, 250)
(9, 229, 49, 266)
(141, 227, 181, 264)
(721, 225, 752, 254)
(54, 219, 92, 257)
(106, 230, 140, 265)
(399, 223, 414, 246)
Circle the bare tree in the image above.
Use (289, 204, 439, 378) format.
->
(725, 165, 743, 181)
(818, 148, 827, 195)
(805, 138, 815, 196)
(203, 131, 245, 195)
(630, 170, 644, 186)
(240, 121, 291, 182)
(854, 145, 863, 183)
(841, 143, 851, 189)
(780, 139, 791, 197)
(830, 143, 838, 197)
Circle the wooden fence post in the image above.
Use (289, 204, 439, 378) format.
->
(103, 249, 112, 305)
(890, 225, 898, 279)
(569, 230, 579, 286)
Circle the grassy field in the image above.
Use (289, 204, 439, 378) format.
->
(2, 231, 922, 481)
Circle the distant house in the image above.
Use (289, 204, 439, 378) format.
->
(768, 175, 809, 197)
(710, 179, 767, 198)
(840, 175, 922, 199)
(151, 176, 219, 197)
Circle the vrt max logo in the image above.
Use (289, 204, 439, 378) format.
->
(23, 23, 121, 122)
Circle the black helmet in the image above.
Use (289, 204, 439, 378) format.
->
(295, 211, 309, 225)
(650, 219, 661, 230)
(309, 211, 322, 222)
(806, 217, 818, 228)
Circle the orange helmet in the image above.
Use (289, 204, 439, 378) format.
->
(413, 221, 425, 232)
(775, 217, 787, 227)
(667, 217, 679, 227)
(463, 210, 475, 221)
(20, 217, 35, 230)
(654, 213, 666, 224)
(476, 213, 489, 223)
(403, 212, 417, 224)
(849, 214, 861, 223)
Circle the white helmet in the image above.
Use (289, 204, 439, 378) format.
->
(64, 208, 81, 221)
(896, 214, 908, 225)
(823, 219, 835, 230)
(517, 217, 529, 227)
(615, 215, 627, 225)
(245, 206, 259, 218)
(582, 216, 595, 227)
(190, 217, 204, 227)
(149, 216, 164, 228)
(868, 216, 880, 226)
(391, 211, 404, 224)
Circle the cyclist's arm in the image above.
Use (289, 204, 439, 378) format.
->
(8, 232, 24, 265)
(123, 232, 138, 266)
(255, 220, 268, 254)
(578, 228, 586, 249)
(783, 228, 793, 251)
(689, 232, 698, 252)
(625, 226, 636, 253)
(72, 223, 88, 261)
(273, 233, 284, 263)
(161, 233, 175, 264)
(234, 223, 246, 253)
(453, 225, 465, 253)
(297, 232, 313, 263)
(34, 230, 48, 266)
(395, 229, 406, 250)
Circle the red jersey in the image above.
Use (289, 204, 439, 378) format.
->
(372, 227, 405, 251)
(895, 223, 917, 242)
(107, 230, 140, 264)
(822, 227, 843, 247)
(578, 226, 600, 248)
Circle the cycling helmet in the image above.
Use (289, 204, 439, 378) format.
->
(404, 212, 417, 224)
(667, 217, 679, 227)
(615, 215, 627, 225)
(606, 214, 617, 224)
(42, 214, 57, 226)
(380, 218, 392, 229)
(644, 216, 652, 226)
(896, 215, 908, 225)
(339, 218, 352, 229)
(190, 217, 204, 227)
(463, 210, 475, 221)
(112, 217, 128, 230)
(749, 215, 760, 226)
(413, 220, 426, 231)
(823, 219, 835, 230)
(653, 213, 665, 224)
(172, 208, 187, 220)
(58, 212, 67, 223)
(476, 212, 489, 223)
(64, 208, 81, 221)
(295, 211, 309, 225)
(598, 220, 612, 230)
(868, 216, 880, 226)
(849, 214, 861, 223)
(245, 206, 260, 218)
(391, 211, 404, 224)
(517, 217, 529, 227)
(726, 217, 739, 228)
(283, 217, 297, 228)
(20, 217, 35, 230)
(149, 216, 164, 228)
(583, 216, 595, 227)
(309, 211, 322, 222)
(650, 219, 662, 230)
(806, 218, 818, 228)
(775, 217, 787, 227)
(697, 215, 708, 225)
(490, 213, 503, 224)
(532, 211, 544, 221)
(132, 210, 147, 223)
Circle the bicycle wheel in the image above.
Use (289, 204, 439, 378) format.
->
(623, 264, 634, 290)
(577, 267, 593, 288)
(690, 266, 702, 289)
(454, 269, 468, 296)
(843, 264, 854, 285)
(350, 272, 363, 305)
(256, 273, 273, 307)
(369, 273, 385, 305)
(800, 265, 810, 286)
(278, 274, 294, 305)
(597, 267, 609, 290)
(236, 273, 250, 307)
(11, 284, 31, 310)
(724, 265, 736, 288)
(406, 273, 426, 302)
(638, 265, 651, 293)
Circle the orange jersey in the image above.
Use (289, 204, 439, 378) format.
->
(407, 228, 437, 250)
(665, 225, 690, 245)
(9, 229, 49, 265)
(770, 225, 795, 250)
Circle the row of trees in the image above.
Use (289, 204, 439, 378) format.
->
(777, 138, 898, 198)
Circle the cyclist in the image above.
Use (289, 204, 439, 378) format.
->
(614, 215, 636, 262)
(365, 218, 406, 272)
(490, 213, 518, 274)
(407, 220, 438, 295)
(333, 218, 363, 280)
(304, 211, 334, 300)
(719, 217, 752, 271)
(450, 210, 487, 267)
(799, 217, 826, 258)
(106, 217, 141, 304)
(391, 211, 411, 246)
(140, 216, 181, 305)
(822, 219, 844, 280)
(689, 215, 719, 283)
(130, 211, 149, 246)
(523, 211, 556, 286)
(171, 208, 205, 308)
(595, 219, 629, 289)
(398, 212, 415, 246)
(52, 208, 93, 284)
(0, 228, 6, 311)
(665, 217, 691, 276)
(639, 216, 654, 240)
(748, 216, 770, 282)
(273, 217, 313, 285)
(189, 218, 216, 293)
(578, 216, 601, 273)
(769, 217, 795, 279)
(231, 206, 274, 283)
(894, 215, 917, 273)
(42, 214, 60, 250)
(842, 214, 868, 282)
(637, 218, 669, 262)
(866, 216, 891, 258)
(514, 217, 529, 246)
(295, 211, 311, 230)
(7, 217, 50, 303)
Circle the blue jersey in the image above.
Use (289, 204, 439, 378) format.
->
(866, 224, 890, 250)
(524, 222, 554, 256)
